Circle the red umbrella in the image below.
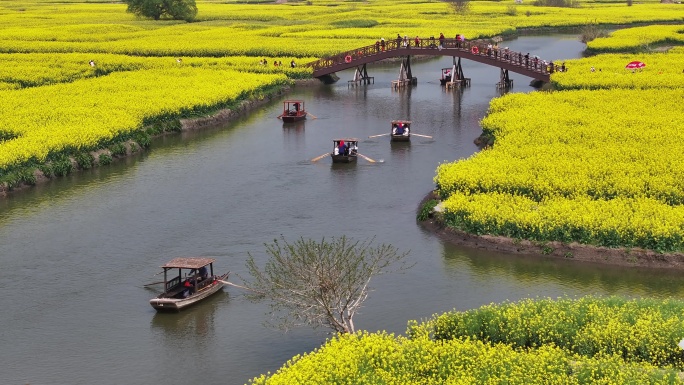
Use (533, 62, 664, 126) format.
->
(625, 61, 646, 69)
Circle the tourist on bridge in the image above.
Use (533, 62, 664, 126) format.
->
(414, 36, 420, 47)
(403, 35, 409, 48)
(524, 53, 530, 67)
(396, 34, 402, 47)
(375, 40, 380, 52)
(455, 34, 461, 48)
(438, 33, 445, 50)
(380, 38, 385, 51)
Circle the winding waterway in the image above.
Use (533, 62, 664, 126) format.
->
(2, 35, 683, 385)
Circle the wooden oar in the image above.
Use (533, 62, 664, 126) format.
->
(357, 153, 376, 163)
(311, 152, 330, 162)
(218, 280, 264, 294)
(143, 280, 165, 287)
(276, 115, 283, 120)
(306, 112, 318, 119)
(411, 133, 433, 138)
(368, 133, 390, 138)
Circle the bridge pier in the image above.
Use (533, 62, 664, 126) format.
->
(392, 56, 417, 89)
(317, 73, 339, 84)
(348, 64, 374, 87)
(445, 57, 470, 89)
(496, 68, 513, 89)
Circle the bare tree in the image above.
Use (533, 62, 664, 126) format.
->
(242, 236, 411, 334)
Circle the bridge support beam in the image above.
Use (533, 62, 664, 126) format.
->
(402, 56, 417, 85)
(392, 56, 417, 89)
(448, 57, 470, 88)
(348, 64, 374, 87)
(445, 57, 470, 89)
(497, 68, 513, 89)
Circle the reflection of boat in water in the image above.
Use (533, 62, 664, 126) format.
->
(278, 100, 306, 123)
(331, 138, 359, 163)
(150, 289, 227, 338)
(391, 120, 411, 142)
(282, 120, 305, 132)
(391, 139, 411, 151)
(149, 257, 229, 312)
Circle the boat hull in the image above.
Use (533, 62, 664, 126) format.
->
(390, 134, 410, 142)
(331, 154, 357, 163)
(281, 114, 307, 123)
(150, 272, 229, 312)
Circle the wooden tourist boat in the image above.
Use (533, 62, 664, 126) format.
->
(331, 138, 359, 163)
(439, 68, 453, 86)
(149, 257, 229, 312)
(278, 100, 306, 123)
(391, 120, 411, 142)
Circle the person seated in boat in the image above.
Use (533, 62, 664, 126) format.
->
(183, 278, 195, 296)
(338, 140, 346, 156)
(395, 123, 404, 135)
(350, 143, 358, 155)
(392, 124, 398, 134)
(404, 124, 410, 136)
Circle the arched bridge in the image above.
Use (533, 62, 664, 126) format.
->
(306, 38, 557, 83)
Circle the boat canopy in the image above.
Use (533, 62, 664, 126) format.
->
(333, 138, 360, 143)
(283, 100, 304, 109)
(161, 257, 215, 269)
(391, 120, 411, 126)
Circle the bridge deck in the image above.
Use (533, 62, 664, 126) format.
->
(307, 38, 555, 82)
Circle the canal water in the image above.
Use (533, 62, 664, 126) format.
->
(2, 35, 683, 385)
